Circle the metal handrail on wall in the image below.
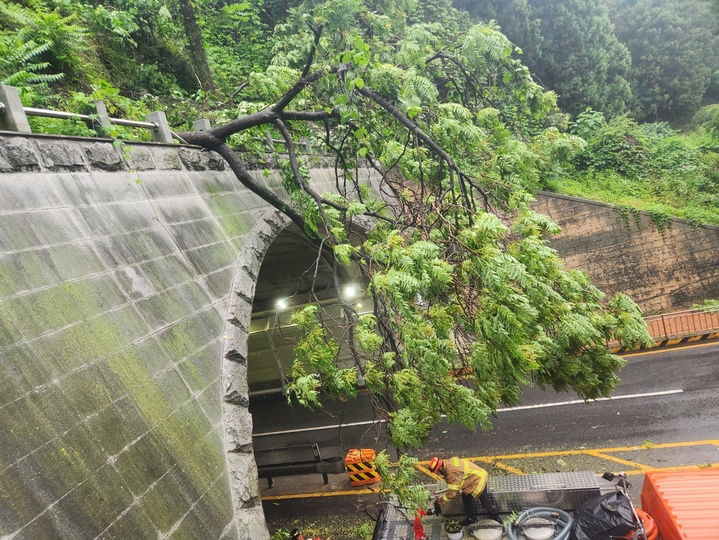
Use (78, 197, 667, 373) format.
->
(0, 84, 175, 143)
(0, 84, 315, 155)
(0, 84, 312, 154)
(23, 106, 157, 129)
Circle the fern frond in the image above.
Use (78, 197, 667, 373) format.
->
(0, 0, 34, 26)
(462, 22, 513, 72)
(404, 69, 438, 104)
(0, 27, 63, 87)
(438, 102, 473, 122)
(7, 39, 52, 65)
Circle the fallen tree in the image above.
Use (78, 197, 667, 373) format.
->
(177, 0, 651, 459)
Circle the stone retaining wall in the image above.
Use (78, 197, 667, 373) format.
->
(534, 193, 719, 314)
(0, 133, 272, 539)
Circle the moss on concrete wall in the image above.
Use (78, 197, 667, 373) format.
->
(0, 135, 269, 539)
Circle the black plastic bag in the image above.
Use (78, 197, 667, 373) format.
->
(571, 491, 636, 540)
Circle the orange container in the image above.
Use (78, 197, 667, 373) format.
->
(641, 468, 719, 540)
(345, 448, 381, 486)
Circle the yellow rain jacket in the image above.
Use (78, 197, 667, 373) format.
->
(439, 457, 489, 502)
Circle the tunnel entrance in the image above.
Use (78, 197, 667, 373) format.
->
(247, 223, 371, 397)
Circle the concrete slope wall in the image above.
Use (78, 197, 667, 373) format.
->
(534, 193, 719, 314)
(0, 134, 281, 539)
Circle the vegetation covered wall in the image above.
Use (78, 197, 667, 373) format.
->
(535, 193, 719, 314)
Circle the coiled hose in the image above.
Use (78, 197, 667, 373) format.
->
(506, 507, 573, 540)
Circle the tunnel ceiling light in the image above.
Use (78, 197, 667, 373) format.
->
(343, 284, 359, 300)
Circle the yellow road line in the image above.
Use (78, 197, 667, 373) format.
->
(447, 439, 719, 461)
(476, 458, 525, 475)
(622, 463, 719, 476)
(262, 487, 389, 501)
(583, 450, 652, 471)
(622, 339, 719, 357)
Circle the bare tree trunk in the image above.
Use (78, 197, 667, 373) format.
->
(177, 0, 217, 94)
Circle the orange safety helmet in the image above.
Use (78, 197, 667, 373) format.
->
(428, 457, 443, 473)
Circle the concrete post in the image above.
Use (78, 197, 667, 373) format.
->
(146, 111, 174, 143)
(93, 100, 112, 135)
(0, 85, 32, 133)
(193, 118, 211, 131)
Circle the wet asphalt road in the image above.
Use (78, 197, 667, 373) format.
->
(253, 340, 719, 537)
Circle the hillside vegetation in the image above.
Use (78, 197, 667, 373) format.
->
(1, 0, 718, 224)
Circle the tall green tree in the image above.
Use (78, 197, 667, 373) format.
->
(608, 0, 719, 122)
(178, 0, 216, 93)
(523, 0, 632, 118)
(198, 0, 274, 97)
(453, 0, 542, 68)
(178, 0, 650, 456)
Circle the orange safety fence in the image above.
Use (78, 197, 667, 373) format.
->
(643, 307, 719, 341)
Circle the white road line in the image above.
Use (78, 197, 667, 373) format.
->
(254, 418, 387, 437)
(496, 389, 683, 412)
(253, 389, 683, 437)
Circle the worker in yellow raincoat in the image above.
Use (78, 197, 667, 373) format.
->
(428, 456, 502, 526)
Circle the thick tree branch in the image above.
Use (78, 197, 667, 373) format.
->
(357, 86, 454, 168)
(212, 142, 306, 230)
(280, 110, 339, 122)
(177, 70, 327, 146)
(176, 108, 278, 146)
(213, 142, 345, 270)
(272, 23, 324, 111)
(427, 51, 481, 97)
(356, 85, 486, 213)
(274, 118, 346, 234)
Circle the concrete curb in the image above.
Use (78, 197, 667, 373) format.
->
(611, 331, 719, 354)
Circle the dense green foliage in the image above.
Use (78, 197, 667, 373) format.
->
(166, 0, 653, 457)
(526, 0, 633, 118)
(0, 0, 271, 114)
(460, 0, 633, 118)
(549, 111, 719, 225)
(456, 0, 719, 124)
(608, 0, 718, 122)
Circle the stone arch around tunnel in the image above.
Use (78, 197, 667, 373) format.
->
(220, 207, 291, 539)
(221, 207, 372, 537)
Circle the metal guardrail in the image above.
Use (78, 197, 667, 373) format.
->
(644, 306, 719, 341)
(0, 84, 312, 153)
(0, 84, 175, 143)
(22, 106, 157, 129)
